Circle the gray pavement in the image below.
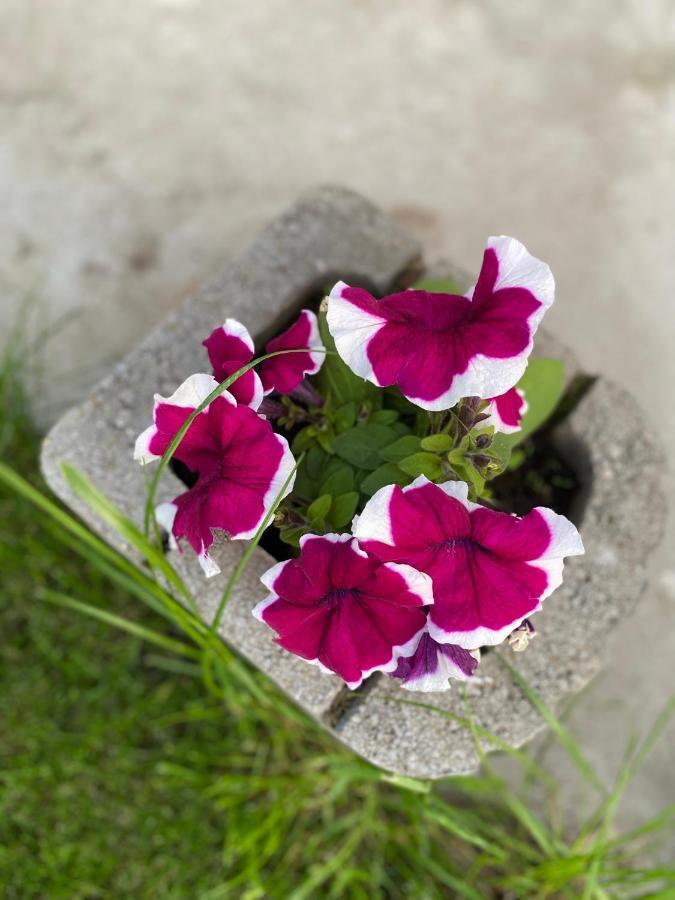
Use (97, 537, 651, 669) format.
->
(2, 0, 674, 831)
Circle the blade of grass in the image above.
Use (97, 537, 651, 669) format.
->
(0, 462, 161, 591)
(460, 688, 560, 858)
(494, 650, 606, 794)
(603, 803, 675, 852)
(61, 462, 195, 611)
(398, 697, 557, 792)
(580, 696, 675, 898)
(40, 589, 201, 659)
(41, 519, 207, 644)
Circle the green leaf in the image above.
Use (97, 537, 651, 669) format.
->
(511, 358, 565, 447)
(361, 463, 413, 497)
(41, 590, 200, 659)
(370, 409, 398, 426)
(333, 401, 356, 432)
(294, 446, 328, 500)
(291, 426, 317, 454)
(319, 464, 354, 497)
(380, 435, 421, 463)
(390, 421, 411, 437)
(307, 494, 332, 521)
(458, 462, 486, 498)
(420, 433, 453, 452)
(488, 433, 513, 474)
(279, 526, 305, 547)
(333, 424, 397, 470)
(315, 430, 335, 454)
(412, 277, 463, 294)
(315, 309, 378, 406)
(398, 452, 442, 480)
(329, 491, 360, 529)
(473, 359, 566, 478)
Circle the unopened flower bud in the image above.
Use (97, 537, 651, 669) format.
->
(471, 454, 491, 469)
(290, 378, 323, 407)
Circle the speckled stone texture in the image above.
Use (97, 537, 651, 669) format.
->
(41, 187, 665, 777)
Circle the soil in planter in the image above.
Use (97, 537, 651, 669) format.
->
(489, 437, 580, 520)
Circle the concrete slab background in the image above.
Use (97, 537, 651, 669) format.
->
(2, 0, 674, 830)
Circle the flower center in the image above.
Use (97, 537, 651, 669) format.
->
(320, 587, 357, 608)
(437, 537, 471, 552)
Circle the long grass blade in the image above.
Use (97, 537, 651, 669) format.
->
(61, 462, 195, 610)
(41, 589, 201, 658)
(494, 651, 605, 794)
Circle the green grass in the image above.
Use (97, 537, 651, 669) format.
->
(1, 338, 674, 898)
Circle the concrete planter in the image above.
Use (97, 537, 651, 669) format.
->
(41, 186, 666, 778)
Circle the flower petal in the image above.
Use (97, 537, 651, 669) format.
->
(133, 373, 221, 465)
(327, 236, 553, 410)
(482, 387, 528, 434)
(392, 632, 480, 692)
(354, 478, 583, 649)
(134, 375, 295, 570)
(203, 319, 263, 409)
(260, 310, 325, 395)
(254, 534, 429, 688)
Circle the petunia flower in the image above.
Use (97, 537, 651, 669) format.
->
(203, 319, 264, 410)
(259, 309, 324, 395)
(327, 236, 554, 411)
(203, 311, 324, 402)
(134, 373, 295, 576)
(482, 386, 528, 434)
(253, 533, 433, 689)
(391, 632, 480, 693)
(353, 477, 583, 648)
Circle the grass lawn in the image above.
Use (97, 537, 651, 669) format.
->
(1, 345, 674, 898)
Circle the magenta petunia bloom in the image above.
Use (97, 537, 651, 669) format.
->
(327, 236, 554, 411)
(391, 632, 480, 693)
(253, 533, 433, 689)
(260, 310, 324, 395)
(483, 386, 528, 434)
(203, 319, 264, 410)
(353, 477, 583, 648)
(134, 374, 295, 577)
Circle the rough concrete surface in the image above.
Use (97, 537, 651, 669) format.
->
(3, 0, 674, 828)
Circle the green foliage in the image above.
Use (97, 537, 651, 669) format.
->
(398, 450, 443, 480)
(277, 316, 572, 537)
(329, 491, 360, 529)
(333, 423, 400, 469)
(361, 463, 412, 497)
(380, 434, 421, 462)
(515, 358, 566, 445)
(421, 433, 454, 453)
